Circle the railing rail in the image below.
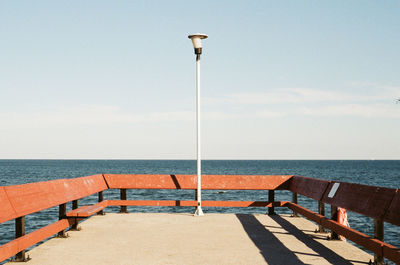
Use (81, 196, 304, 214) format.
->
(0, 174, 399, 264)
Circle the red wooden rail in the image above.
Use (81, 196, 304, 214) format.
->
(0, 174, 399, 264)
(103, 174, 292, 190)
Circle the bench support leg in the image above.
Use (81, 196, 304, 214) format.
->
(329, 205, 340, 240)
(268, 190, 275, 215)
(15, 216, 30, 262)
(374, 219, 384, 265)
(70, 200, 80, 230)
(120, 189, 127, 213)
(57, 203, 68, 237)
(291, 192, 299, 217)
(98, 191, 105, 215)
(316, 201, 326, 233)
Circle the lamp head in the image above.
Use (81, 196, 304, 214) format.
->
(188, 33, 208, 55)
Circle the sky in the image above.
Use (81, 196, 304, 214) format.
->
(0, 1, 399, 159)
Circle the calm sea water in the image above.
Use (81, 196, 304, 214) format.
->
(0, 160, 399, 263)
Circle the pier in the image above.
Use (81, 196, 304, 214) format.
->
(17, 213, 371, 265)
(0, 174, 399, 264)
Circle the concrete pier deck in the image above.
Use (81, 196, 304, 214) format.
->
(16, 213, 372, 265)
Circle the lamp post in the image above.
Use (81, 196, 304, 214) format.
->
(188, 33, 208, 216)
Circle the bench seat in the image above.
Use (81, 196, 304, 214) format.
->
(66, 201, 108, 217)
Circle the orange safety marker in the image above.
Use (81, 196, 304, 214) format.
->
(338, 207, 350, 241)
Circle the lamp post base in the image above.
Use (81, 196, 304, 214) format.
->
(194, 206, 204, 216)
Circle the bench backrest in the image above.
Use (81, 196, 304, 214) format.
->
(321, 181, 398, 223)
(2, 174, 399, 227)
(289, 176, 400, 226)
(0, 174, 107, 223)
(288, 176, 330, 201)
(0, 187, 17, 223)
(384, 190, 400, 226)
(103, 174, 293, 190)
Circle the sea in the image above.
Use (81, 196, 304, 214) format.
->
(0, 159, 399, 264)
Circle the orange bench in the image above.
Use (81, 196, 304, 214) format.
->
(0, 174, 108, 262)
(1, 174, 399, 264)
(287, 175, 400, 264)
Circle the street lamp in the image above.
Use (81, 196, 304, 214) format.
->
(188, 33, 208, 216)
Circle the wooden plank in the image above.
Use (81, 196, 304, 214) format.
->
(4, 175, 108, 218)
(4, 179, 69, 217)
(203, 175, 292, 190)
(321, 182, 396, 220)
(104, 174, 293, 190)
(288, 176, 330, 201)
(64, 174, 108, 201)
(78, 174, 108, 196)
(104, 174, 195, 189)
(382, 242, 400, 264)
(285, 202, 324, 224)
(320, 218, 383, 255)
(107, 200, 197, 207)
(0, 187, 17, 224)
(287, 202, 387, 257)
(0, 219, 74, 262)
(383, 189, 400, 226)
(106, 200, 287, 208)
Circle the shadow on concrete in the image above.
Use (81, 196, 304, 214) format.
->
(235, 214, 304, 265)
(271, 215, 357, 265)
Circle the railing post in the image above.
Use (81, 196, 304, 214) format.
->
(268, 190, 275, 215)
(120, 188, 127, 213)
(97, 191, 104, 215)
(374, 219, 384, 265)
(57, 203, 67, 237)
(291, 192, 299, 217)
(316, 201, 326, 232)
(330, 205, 339, 240)
(15, 216, 29, 261)
(71, 200, 79, 230)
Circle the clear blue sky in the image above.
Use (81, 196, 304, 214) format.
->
(1, 1, 399, 159)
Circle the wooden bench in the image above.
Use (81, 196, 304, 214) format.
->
(0, 174, 108, 262)
(1, 173, 400, 264)
(287, 175, 400, 264)
(104, 174, 293, 214)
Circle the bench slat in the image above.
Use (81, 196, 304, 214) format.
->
(383, 189, 400, 226)
(64, 174, 108, 201)
(104, 174, 292, 190)
(288, 176, 330, 201)
(0, 187, 17, 224)
(106, 200, 287, 208)
(0, 219, 74, 262)
(383, 242, 400, 264)
(321, 182, 396, 220)
(287, 201, 385, 258)
(4, 179, 69, 218)
(2, 175, 108, 219)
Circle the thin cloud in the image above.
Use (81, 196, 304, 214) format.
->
(0, 106, 241, 129)
(0, 106, 192, 128)
(204, 85, 400, 119)
(297, 104, 400, 118)
(254, 103, 400, 118)
(205, 86, 399, 105)
(256, 110, 285, 118)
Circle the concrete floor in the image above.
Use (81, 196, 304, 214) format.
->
(12, 213, 372, 265)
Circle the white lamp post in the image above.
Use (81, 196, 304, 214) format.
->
(188, 33, 208, 216)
